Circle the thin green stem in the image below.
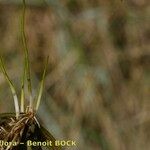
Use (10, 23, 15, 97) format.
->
(0, 56, 20, 119)
(21, 0, 33, 108)
(35, 56, 49, 111)
(20, 60, 26, 112)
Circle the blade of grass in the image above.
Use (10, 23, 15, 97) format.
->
(0, 56, 20, 119)
(35, 56, 49, 111)
(20, 61, 26, 112)
(21, 0, 33, 108)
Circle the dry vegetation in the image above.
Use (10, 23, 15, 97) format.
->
(0, 0, 149, 150)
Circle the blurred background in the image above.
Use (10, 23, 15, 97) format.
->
(0, 0, 149, 149)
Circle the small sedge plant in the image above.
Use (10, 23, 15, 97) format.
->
(0, 0, 60, 150)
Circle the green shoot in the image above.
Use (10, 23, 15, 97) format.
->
(35, 56, 49, 112)
(20, 61, 26, 112)
(0, 56, 20, 119)
(21, 0, 33, 108)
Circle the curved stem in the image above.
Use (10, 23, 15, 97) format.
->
(0, 56, 20, 119)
